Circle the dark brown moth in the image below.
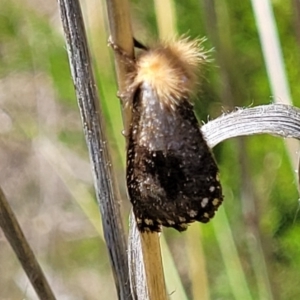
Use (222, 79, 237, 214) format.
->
(114, 37, 223, 232)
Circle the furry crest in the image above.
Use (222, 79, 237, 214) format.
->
(129, 37, 210, 109)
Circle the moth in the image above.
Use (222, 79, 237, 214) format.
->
(111, 37, 223, 232)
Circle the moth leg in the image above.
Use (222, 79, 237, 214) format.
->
(121, 129, 129, 138)
(107, 36, 136, 66)
(117, 89, 133, 102)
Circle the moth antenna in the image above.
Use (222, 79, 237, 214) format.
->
(133, 38, 148, 51)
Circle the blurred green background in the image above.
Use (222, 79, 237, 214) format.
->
(0, 0, 300, 299)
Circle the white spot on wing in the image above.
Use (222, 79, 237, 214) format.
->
(144, 218, 153, 225)
(189, 210, 197, 217)
(180, 223, 188, 230)
(201, 197, 209, 208)
(209, 186, 215, 192)
(212, 198, 219, 206)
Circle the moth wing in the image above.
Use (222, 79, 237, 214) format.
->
(127, 84, 223, 232)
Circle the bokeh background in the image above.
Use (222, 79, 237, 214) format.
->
(1, 0, 300, 299)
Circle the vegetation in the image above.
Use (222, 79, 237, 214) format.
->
(0, 0, 299, 299)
